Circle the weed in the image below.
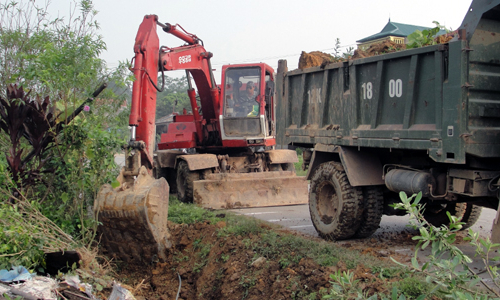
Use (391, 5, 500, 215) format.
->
(396, 277, 432, 299)
(193, 238, 202, 249)
(193, 262, 205, 273)
(323, 270, 360, 300)
(279, 257, 291, 269)
(371, 266, 401, 279)
(197, 244, 211, 260)
(221, 253, 230, 262)
(173, 254, 189, 263)
(241, 238, 252, 248)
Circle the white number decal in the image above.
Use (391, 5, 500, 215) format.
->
(388, 79, 403, 98)
(178, 55, 191, 64)
(307, 88, 322, 104)
(361, 82, 373, 100)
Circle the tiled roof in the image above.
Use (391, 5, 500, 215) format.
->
(357, 20, 447, 43)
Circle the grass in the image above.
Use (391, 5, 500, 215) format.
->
(166, 197, 438, 298)
(168, 196, 404, 269)
(294, 153, 308, 177)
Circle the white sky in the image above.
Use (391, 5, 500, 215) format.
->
(45, 0, 473, 80)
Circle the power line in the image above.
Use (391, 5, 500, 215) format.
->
(210, 43, 358, 67)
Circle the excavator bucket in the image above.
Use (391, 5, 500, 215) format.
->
(193, 171, 308, 209)
(94, 166, 171, 263)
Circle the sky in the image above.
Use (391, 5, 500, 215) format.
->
(44, 0, 473, 80)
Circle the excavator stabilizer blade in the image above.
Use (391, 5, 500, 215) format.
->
(94, 166, 170, 263)
(193, 171, 308, 209)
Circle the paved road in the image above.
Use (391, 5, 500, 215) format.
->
(228, 204, 496, 240)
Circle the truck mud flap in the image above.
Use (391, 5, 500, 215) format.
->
(193, 171, 308, 209)
(95, 166, 171, 263)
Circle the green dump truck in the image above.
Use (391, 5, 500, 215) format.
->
(276, 0, 500, 242)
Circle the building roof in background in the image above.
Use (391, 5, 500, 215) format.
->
(356, 20, 446, 43)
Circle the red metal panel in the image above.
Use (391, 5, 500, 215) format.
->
(158, 122, 197, 150)
(222, 140, 248, 147)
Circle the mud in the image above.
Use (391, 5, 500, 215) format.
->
(108, 221, 417, 300)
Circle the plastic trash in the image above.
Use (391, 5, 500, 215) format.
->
(0, 266, 35, 283)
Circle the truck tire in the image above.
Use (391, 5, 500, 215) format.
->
(309, 161, 363, 240)
(461, 204, 482, 230)
(423, 202, 467, 228)
(353, 187, 384, 238)
(176, 160, 199, 203)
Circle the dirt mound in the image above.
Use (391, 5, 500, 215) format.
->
(114, 221, 394, 299)
(300, 31, 458, 69)
(298, 51, 337, 69)
(352, 40, 406, 59)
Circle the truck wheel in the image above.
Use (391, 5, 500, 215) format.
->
(176, 161, 199, 203)
(423, 202, 467, 228)
(461, 204, 482, 230)
(353, 187, 383, 238)
(309, 161, 363, 240)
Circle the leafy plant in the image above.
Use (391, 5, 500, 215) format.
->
(323, 270, 361, 299)
(332, 38, 354, 61)
(391, 192, 500, 299)
(407, 21, 449, 49)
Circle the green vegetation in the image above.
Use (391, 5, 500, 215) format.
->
(0, 0, 128, 270)
(392, 192, 500, 299)
(294, 148, 308, 176)
(406, 21, 450, 49)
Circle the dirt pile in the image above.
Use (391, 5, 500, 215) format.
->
(298, 51, 337, 69)
(352, 40, 406, 59)
(299, 31, 458, 69)
(114, 221, 395, 300)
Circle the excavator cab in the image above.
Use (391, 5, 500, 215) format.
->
(220, 64, 274, 147)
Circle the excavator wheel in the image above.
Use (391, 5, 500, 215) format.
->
(176, 160, 199, 203)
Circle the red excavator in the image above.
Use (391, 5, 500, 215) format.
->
(95, 15, 307, 262)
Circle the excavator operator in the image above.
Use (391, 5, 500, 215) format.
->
(235, 81, 257, 116)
